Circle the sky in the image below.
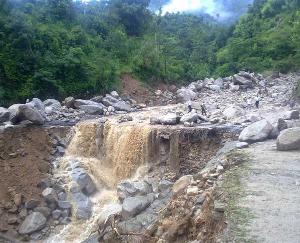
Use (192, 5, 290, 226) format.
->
(162, 0, 217, 15)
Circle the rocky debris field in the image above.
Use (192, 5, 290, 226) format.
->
(0, 71, 300, 242)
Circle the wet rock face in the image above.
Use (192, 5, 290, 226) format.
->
(277, 127, 300, 151)
(19, 212, 47, 234)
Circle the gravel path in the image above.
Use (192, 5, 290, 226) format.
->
(236, 140, 300, 243)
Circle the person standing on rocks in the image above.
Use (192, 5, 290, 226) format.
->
(201, 104, 207, 116)
(255, 95, 260, 109)
(187, 100, 192, 113)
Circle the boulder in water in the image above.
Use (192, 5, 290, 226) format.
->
(277, 127, 300, 151)
(71, 168, 97, 196)
(19, 212, 46, 234)
(239, 119, 273, 143)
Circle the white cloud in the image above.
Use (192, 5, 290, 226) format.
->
(162, 0, 217, 15)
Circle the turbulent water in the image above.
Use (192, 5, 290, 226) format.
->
(48, 120, 154, 242)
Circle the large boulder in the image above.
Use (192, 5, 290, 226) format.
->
(79, 104, 105, 115)
(74, 99, 100, 109)
(101, 94, 119, 107)
(209, 85, 221, 92)
(18, 212, 46, 234)
(71, 191, 93, 220)
(113, 101, 131, 112)
(150, 113, 180, 125)
(223, 105, 245, 119)
(0, 107, 10, 123)
(8, 104, 45, 125)
(283, 110, 300, 120)
(27, 98, 47, 119)
(239, 119, 273, 143)
(180, 112, 199, 123)
(176, 88, 197, 102)
(233, 74, 253, 87)
(122, 194, 155, 220)
(277, 127, 300, 151)
(172, 175, 193, 196)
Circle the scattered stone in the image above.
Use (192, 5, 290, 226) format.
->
(117, 180, 152, 202)
(118, 115, 133, 123)
(19, 212, 47, 234)
(195, 194, 205, 205)
(79, 104, 105, 115)
(13, 193, 22, 207)
(277, 127, 300, 151)
(7, 216, 18, 225)
(64, 97, 75, 108)
(223, 105, 245, 119)
(172, 175, 193, 196)
(239, 119, 273, 143)
(214, 202, 225, 212)
(187, 186, 198, 196)
(34, 207, 51, 218)
(122, 194, 155, 220)
(52, 209, 62, 220)
(58, 201, 72, 209)
(42, 188, 58, 204)
(25, 199, 40, 209)
(236, 142, 249, 149)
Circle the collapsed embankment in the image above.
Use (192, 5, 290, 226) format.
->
(0, 119, 241, 243)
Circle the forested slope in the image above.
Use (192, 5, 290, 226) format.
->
(0, 0, 300, 105)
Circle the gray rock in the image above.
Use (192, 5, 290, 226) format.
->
(239, 119, 273, 143)
(34, 207, 51, 218)
(27, 98, 46, 118)
(110, 91, 119, 98)
(42, 188, 58, 204)
(0, 107, 10, 123)
(79, 104, 105, 115)
(177, 88, 197, 102)
(214, 202, 225, 212)
(180, 112, 199, 123)
(117, 180, 152, 202)
(19, 212, 47, 234)
(209, 85, 221, 92)
(233, 74, 253, 87)
(9, 104, 45, 125)
(71, 169, 97, 196)
(118, 115, 133, 123)
(101, 94, 119, 106)
(52, 209, 62, 220)
(277, 127, 300, 151)
(223, 105, 245, 119)
(64, 97, 75, 108)
(122, 194, 155, 220)
(214, 78, 224, 88)
(150, 113, 180, 125)
(72, 192, 93, 220)
(158, 180, 173, 192)
(90, 96, 104, 103)
(58, 201, 72, 209)
(236, 142, 249, 149)
(113, 101, 131, 112)
(58, 192, 67, 201)
(44, 99, 61, 110)
(283, 110, 300, 120)
(278, 118, 288, 132)
(25, 199, 40, 209)
(74, 99, 100, 109)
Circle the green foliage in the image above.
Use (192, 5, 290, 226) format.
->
(1, 0, 300, 106)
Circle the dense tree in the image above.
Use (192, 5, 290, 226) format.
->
(0, 0, 300, 105)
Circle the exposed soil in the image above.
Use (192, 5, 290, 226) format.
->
(0, 125, 51, 203)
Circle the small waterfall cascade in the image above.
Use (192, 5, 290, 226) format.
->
(48, 120, 155, 242)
